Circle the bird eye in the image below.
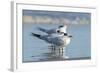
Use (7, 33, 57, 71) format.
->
(57, 30, 60, 33)
(69, 35, 72, 37)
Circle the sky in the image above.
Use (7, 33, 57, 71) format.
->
(23, 10, 91, 25)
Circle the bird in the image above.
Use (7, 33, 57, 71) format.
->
(31, 32, 72, 57)
(37, 24, 68, 36)
(37, 24, 68, 54)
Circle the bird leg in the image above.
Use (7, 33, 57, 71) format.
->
(61, 48, 64, 56)
(53, 45, 56, 54)
(50, 45, 56, 56)
(58, 48, 61, 56)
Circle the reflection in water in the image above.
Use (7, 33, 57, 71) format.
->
(23, 45, 90, 63)
(27, 45, 69, 62)
(31, 46, 67, 61)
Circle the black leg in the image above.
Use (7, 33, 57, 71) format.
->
(62, 48, 63, 56)
(54, 46, 55, 54)
(59, 48, 60, 56)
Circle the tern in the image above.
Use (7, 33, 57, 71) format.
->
(31, 32, 72, 57)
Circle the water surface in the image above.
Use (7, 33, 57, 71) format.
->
(22, 24, 91, 62)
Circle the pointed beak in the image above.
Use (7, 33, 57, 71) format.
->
(68, 35, 72, 37)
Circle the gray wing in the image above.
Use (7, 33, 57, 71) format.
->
(37, 27, 57, 34)
(47, 29, 57, 34)
(45, 37, 64, 46)
(32, 33, 64, 46)
(37, 27, 48, 33)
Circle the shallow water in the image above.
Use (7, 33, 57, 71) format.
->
(22, 24, 91, 62)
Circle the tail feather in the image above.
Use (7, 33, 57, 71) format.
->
(32, 33, 41, 39)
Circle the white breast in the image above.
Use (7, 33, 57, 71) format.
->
(63, 37, 71, 46)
